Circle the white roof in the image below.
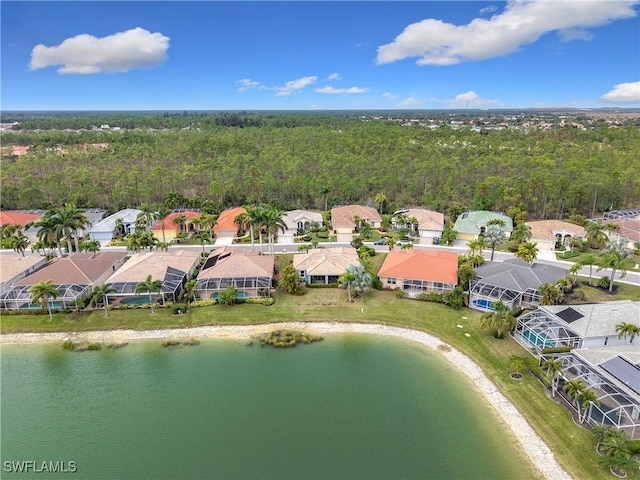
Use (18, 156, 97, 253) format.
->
(542, 300, 640, 338)
(282, 210, 324, 230)
(89, 209, 142, 233)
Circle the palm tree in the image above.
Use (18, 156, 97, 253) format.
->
(172, 214, 188, 235)
(320, 185, 331, 212)
(511, 223, 532, 244)
(81, 239, 101, 257)
(385, 236, 395, 251)
(563, 379, 586, 418)
(164, 191, 186, 210)
(597, 243, 632, 292)
(577, 253, 598, 286)
(482, 224, 508, 261)
(515, 241, 538, 265)
(615, 322, 640, 345)
(600, 435, 632, 475)
(480, 301, 517, 339)
(578, 389, 600, 424)
(457, 263, 477, 292)
(509, 355, 527, 377)
(182, 279, 198, 309)
(55, 203, 88, 253)
(538, 282, 563, 306)
(338, 264, 372, 303)
(136, 203, 156, 229)
(263, 205, 286, 255)
(155, 205, 172, 243)
(9, 234, 29, 258)
(114, 217, 125, 238)
(134, 275, 163, 316)
(541, 358, 563, 397)
(467, 238, 485, 256)
(34, 211, 64, 257)
(89, 283, 116, 318)
(235, 209, 253, 250)
(28, 280, 58, 321)
(192, 230, 212, 255)
(586, 220, 609, 249)
(374, 192, 387, 214)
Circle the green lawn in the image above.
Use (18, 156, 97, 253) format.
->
(2, 288, 639, 480)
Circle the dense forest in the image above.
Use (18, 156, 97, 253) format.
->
(1, 112, 639, 219)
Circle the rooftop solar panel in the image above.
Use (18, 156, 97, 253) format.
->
(601, 356, 640, 395)
(556, 307, 584, 323)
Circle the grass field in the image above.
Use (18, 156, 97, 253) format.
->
(2, 286, 639, 479)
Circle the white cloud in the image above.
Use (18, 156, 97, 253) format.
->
(447, 91, 503, 108)
(30, 27, 169, 74)
(273, 76, 317, 96)
(383, 92, 398, 100)
(479, 5, 498, 16)
(236, 78, 261, 92)
(328, 73, 341, 80)
(397, 97, 425, 107)
(376, 0, 637, 66)
(600, 81, 640, 104)
(316, 86, 369, 94)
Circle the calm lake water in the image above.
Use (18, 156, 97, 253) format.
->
(1, 335, 537, 479)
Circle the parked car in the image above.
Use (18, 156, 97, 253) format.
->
(373, 238, 387, 245)
(396, 239, 413, 246)
(432, 237, 441, 245)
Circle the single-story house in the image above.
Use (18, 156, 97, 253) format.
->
(513, 300, 640, 439)
(0, 210, 45, 244)
(513, 300, 640, 352)
(280, 209, 324, 244)
(293, 247, 359, 284)
(77, 208, 108, 238)
(603, 216, 640, 251)
(0, 251, 48, 294)
(526, 220, 587, 252)
(213, 207, 246, 245)
(151, 210, 202, 243)
(559, 345, 640, 439)
(469, 258, 568, 312)
(88, 209, 143, 246)
(196, 247, 274, 299)
(391, 208, 444, 244)
(453, 211, 513, 243)
(378, 250, 458, 296)
(104, 249, 201, 305)
(0, 251, 127, 310)
(331, 205, 382, 242)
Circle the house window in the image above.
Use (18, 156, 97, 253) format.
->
(299, 270, 306, 278)
(388, 278, 396, 285)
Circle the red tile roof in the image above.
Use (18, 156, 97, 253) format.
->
(378, 250, 458, 284)
(151, 211, 201, 231)
(213, 207, 246, 233)
(0, 211, 42, 227)
(331, 205, 382, 228)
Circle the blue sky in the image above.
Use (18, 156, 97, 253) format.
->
(2, 1, 639, 110)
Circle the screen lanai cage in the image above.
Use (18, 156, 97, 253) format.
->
(196, 275, 272, 300)
(0, 283, 91, 310)
(557, 353, 640, 440)
(104, 266, 187, 306)
(469, 282, 542, 311)
(513, 309, 582, 351)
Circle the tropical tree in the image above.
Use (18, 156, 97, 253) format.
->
(80, 239, 101, 257)
(385, 236, 395, 251)
(541, 357, 563, 397)
(155, 205, 172, 243)
(440, 225, 457, 246)
(134, 275, 163, 315)
(482, 224, 508, 261)
(9, 234, 29, 257)
(156, 241, 170, 252)
(55, 203, 88, 253)
(33, 211, 64, 257)
(597, 240, 632, 292)
(89, 283, 116, 318)
(280, 263, 303, 294)
(599, 434, 633, 475)
(538, 282, 564, 306)
(164, 191, 186, 210)
(515, 241, 539, 265)
(576, 253, 599, 286)
(320, 185, 331, 212)
(615, 322, 640, 345)
(577, 388, 600, 424)
(298, 244, 311, 253)
(218, 285, 238, 306)
(338, 264, 372, 303)
(263, 205, 287, 255)
(192, 230, 212, 255)
(137, 203, 156, 229)
(172, 214, 188, 235)
(509, 355, 527, 377)
(457, 263, 477, 291)
(467, 238, 485, 256)
(182, 279, 198, 309)
(400, 242, 414, 251)
(480, 301, 517, 339)
(374, 192, 387, 214)
(586, 220, 609, 249)
(563, 379, 586, 417)
(28, 280, 58, 321)
(511, 222, 532, 244)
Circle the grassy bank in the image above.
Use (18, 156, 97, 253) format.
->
(2, 289, 638, 480)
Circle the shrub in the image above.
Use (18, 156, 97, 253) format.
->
(371, 276, 383, 290)
(162, 339, 181, 347)
(628, 439, 640, 454)
(316, 231, 329, 239)
(507, 245, 519, 253)
(87, 343, 102, 351)
(596, 276, 611, 289)
(395, 290, 408, 299)
(541, 346, 574, 354)
(172, 303, 188, 314)
(62, 341, 76, 350)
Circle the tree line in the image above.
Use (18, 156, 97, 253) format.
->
(1, 114, 639, 221)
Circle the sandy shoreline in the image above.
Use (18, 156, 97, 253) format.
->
(1, 323, 573, 480)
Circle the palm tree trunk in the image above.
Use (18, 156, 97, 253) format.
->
(609, 270, 616, 292)
(103, 294, 109, 318)
(250, 225, 255, 252)
(74, 233, 80, 254)
(148, 292, 155, 315)
(56, 242, 63, 258)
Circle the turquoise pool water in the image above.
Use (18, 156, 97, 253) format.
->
(20, 301, 66, 310)
(120, 296, 159, 305)
(522, 328, 555, 348)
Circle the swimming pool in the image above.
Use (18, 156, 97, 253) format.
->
(120, 296, 159, 305)
(521, 329, 555, 348)
(472, 298, 496, 311)
(210, 291, 249, 300)
(20, 301, 66, 310)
